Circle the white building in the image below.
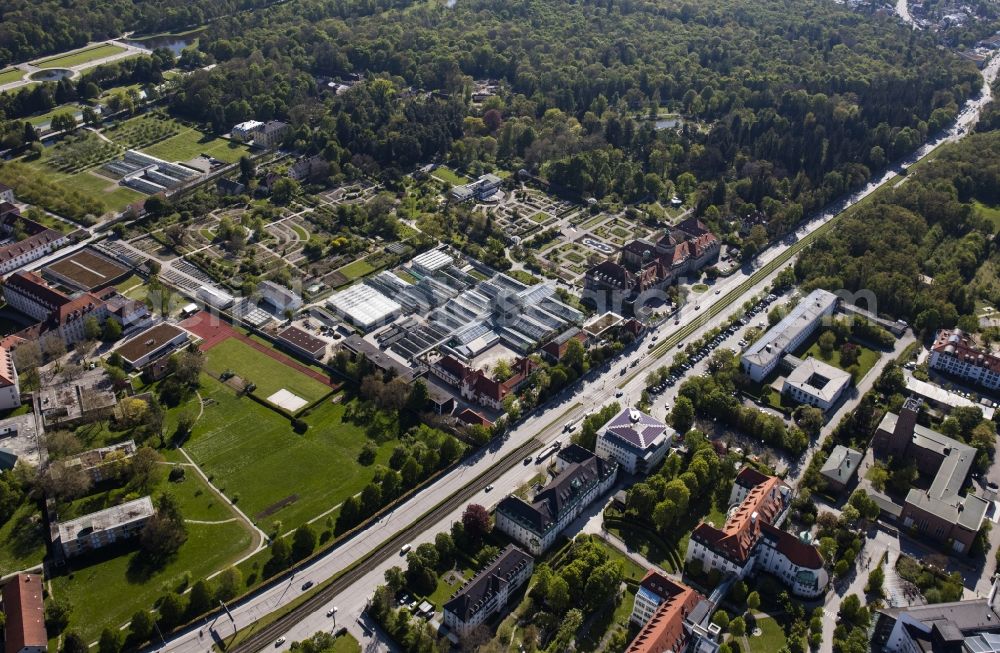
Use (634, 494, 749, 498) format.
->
(0, 228, 69, 276)
(114, 323, 189, 370)
(873, 582, 1000, 652)
(685, 468, 828, 598)
(327, 283, 402, 331)
(410, 248, 454, 277)
(0, 346, 20, 411)
(0, 182, 14, 204)
(231, 120, 264, 142)
(197, 285, 235, 310)
(781, 357, 851, 412)
(929, 328, 1000, 391)
(450, 174, 502, 202)
(442, 545, 533, 638)
(740, 289, 839, 382)
(258, 280, 302, 313)
(495, 445, 618, 555)
(596, 407, 674, 475)
(55, 496, 155, 558)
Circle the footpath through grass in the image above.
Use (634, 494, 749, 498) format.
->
(184, 376, 397, 532)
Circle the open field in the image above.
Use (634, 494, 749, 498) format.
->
(184, 376, 397, 531)
(33, 44, 126, 68)
(431, 167, 469, 185)
(49, 468, 255, 643)
(0, 503, 47, 574)
(799, 336, 880, 380)
(202, 337, 331, 404)
(141, 126, 249, 163)
(336, 258, 375, 280)
(0, 159, 144, 220)
(748, 617, 790, 653)
(0, 68, 24, 86)
(974, 200, 1000, 230)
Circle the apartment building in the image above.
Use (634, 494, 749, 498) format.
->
(442, 545, 534, 638)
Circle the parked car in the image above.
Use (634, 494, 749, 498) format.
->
(275, 638, 287, 647)
(301, 581, 314, 591)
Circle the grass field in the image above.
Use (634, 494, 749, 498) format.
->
(799, 336, 880, 380)
(748, 617, 789, 653)
(0, 68, 25, 86)
(0, 503, 47, 574)
(11, 152, 144, 217)
(431, 167, 469, 185)
(290, 224, 309, 240)
(141, 126, 249, 163)
(336, 258, 375, 280)
(975, 200, 1000, 230)
(26, 104, 85, 127)
(49, 468, 254, 643)
(202, 337, 331, 404)
(33, 44, 126, 68)
(184, 376, 397, 531)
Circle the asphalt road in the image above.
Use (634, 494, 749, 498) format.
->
(142, 51, 1000, 653)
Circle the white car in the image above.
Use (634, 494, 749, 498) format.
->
(275, 637, 287, 647)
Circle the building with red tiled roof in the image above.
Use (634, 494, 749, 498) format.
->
(0, 344, 20, 411)
(929, 328, 1000, 391)
(685, 467, 828, 598)
(430, 355, 538, 412)
(626, 571, 705, 653)
(2, 573, 48, 653)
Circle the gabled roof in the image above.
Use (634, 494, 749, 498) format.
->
(625, 572, 702, 653)
(443, 545, 533, 621)
(4, 270, 70, 309)
(0, 345, 16, 388)
(2, 574, 47, 653)
(692, 474, 789, 563)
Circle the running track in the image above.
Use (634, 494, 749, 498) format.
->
(181, 311, 338, 389)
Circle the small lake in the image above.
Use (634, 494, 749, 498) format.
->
(29, 69, 73, 82)
(124, 30, 204, 56)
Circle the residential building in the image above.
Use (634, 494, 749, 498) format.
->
(442, 545, 534, 638)
(0, 345, 19, 411)
(905, 375, 995, 420)
(685, 469, 828, 598)
(55, 496, 155, 558)
(626, 571, 718, 653)
(0, 182, 14, 205)
(584, 219, 721, 302)
(872, 580, 1000, 651)
(1, 574, 47, 653)
(258, 280, 303, 313)
(450, 174, 502, 202)
(596, 407, 675, 475)
(254, 120, 290, 148)
(871, 398, 989, 553)
(0, 228, 68, 275)
(276, 325, 327, 360)
(2, 271, 71, 321)
(231, 120, 264, 142)
(819, 445, 862, 494)
(781, 357, 851, 412)
(114, 323, 189, 370)
(55, 440, 136, 484)
(740, 289, 839, 382)
(929, 328, 1000, 392)
(288, 155, 329, 183)
(495, 446, 618, 554)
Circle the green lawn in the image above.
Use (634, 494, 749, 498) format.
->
(26, 104, 86, 127)
(329, 634, 361, 653)
(50, 519, 252, 644)
(184, 376, 397, 531)
(800, 338, 880, 381)
(202, 337, 331, 404)
(0, 502, 47, 574)
(33, 44, 126, 68)
(748, 617, 789, 653)
(336, 258, 375, 280)
(431, 167, 469, 185)
(115, 274, 144, 292)
(529, 212, 548, 223)
(427, 567, 474, 609)
(974, 200, 1000, 230)
(0, 68, 24, 86)
(9, 157, 144, 218)
(691, 283, 709, 293)
(290, 224, 309, 240)
(141, 126, 249, 163)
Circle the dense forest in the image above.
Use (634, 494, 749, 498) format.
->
(795, 128, 1000, 332)
(163, 0, 981, 238)
(0, 0, 276, 67)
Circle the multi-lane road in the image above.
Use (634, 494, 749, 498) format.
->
(145, 52, 1000, 653)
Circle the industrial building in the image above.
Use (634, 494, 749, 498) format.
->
(327, 283, 403, 331)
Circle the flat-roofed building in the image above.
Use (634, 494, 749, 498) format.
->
(197, 285, 235, 310)
(327, 284, 402, 332)
(410, 248, 454, 277)
(114, 323, 189, 370)
(1, 574, 47, 653)
(905, 375, 996, 420)
(55, 440, 136, 484)
(741, 290, 839, 382)
(258, 280, 302, 313)
(231, 120, 264, 141)
(277, 326, 327, 360)
(442, 545, 534, 638)
(596, 407, 674, 475)
(55, 496, 155, 558)
(872, 586, 1000, 652)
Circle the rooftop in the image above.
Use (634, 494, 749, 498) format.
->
(115, 323, 187, 364)
(56, 496, 154, 543)
(2, 574, 47, 653)
(742, 289, 838, 369)
(784, 357, 851, 402)
(327, 283, 402, 330)
(931, 328, 1000, 375)
(625, 571, 702, 653)
(905, 375, 996, 420)
(277, 325, 327, 356)
(443, 545, 533, 621)
(602, 407, 674, 452)
(820, 445, 863, 482)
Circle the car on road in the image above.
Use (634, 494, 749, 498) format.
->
(615, 390, 624, 397)
(301, 581, 314, 591)
(485, 484, 494, 492)
(400, 544, 412, 555)
(989, 481, 999, 493)
(524, 456, 534, 465)
(275, 637, 287, 647)
(564, 421, 576, 432)
(715, 289, 721, 294)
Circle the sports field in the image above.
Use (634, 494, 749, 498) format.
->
(202, 337, 331, 404)
(33, 44, 126, 69)
(184, 376, 397, 531)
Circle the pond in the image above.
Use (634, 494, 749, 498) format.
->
(123, 30, 205, 56)
(29, 69, 73, 82)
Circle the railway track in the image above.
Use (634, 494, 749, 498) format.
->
(230, 436, 543, 653)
